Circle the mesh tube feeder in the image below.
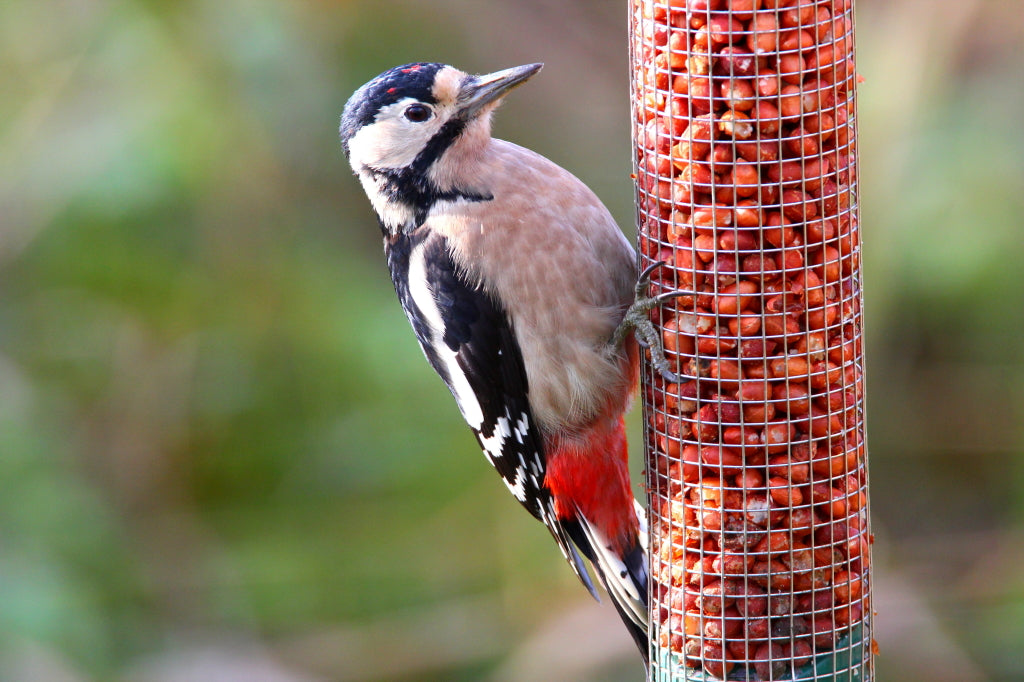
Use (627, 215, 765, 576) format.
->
(629, 1, 874, 679)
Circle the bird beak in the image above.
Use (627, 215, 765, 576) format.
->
(458, 63, 543, 119)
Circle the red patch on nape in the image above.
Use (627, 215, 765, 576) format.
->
(387, 87, 397, 94)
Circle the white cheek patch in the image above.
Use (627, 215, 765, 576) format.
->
(346, 98, 444, 171)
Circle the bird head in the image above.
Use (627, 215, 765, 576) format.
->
(340, 63, 542, 231)
(341, 62, 542, 168)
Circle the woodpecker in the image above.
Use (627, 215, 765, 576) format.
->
(341, 62, 675, 665)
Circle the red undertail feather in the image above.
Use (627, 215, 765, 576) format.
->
(544, 414, 638, 553)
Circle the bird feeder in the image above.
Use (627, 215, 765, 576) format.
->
(630, 1, 874, 679)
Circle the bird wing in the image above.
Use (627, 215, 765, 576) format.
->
(385, 227, 598, 598)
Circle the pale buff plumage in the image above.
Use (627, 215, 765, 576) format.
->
(428, 130, 637, 434)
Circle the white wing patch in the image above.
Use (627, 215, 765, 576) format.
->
(476, 414, 507, 463)
(407, 243, 485, 429)
(476, 409, 536, 504)
(405, 239, 598, 602)
(407, 243, 542, 507)
(514, 413, 529, 445)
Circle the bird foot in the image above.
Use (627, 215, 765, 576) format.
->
(613, 262, 691, 384)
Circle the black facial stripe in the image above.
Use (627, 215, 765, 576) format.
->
(374, 172, 492, 229)
(409, 116, 467, 176)
(371, 115, 493, 228)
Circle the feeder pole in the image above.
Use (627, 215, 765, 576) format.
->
(630, 1, 874, 679)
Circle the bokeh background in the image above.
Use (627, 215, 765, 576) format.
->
(1, 0, 1022, 680)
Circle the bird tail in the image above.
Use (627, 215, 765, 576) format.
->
(562, 502, 650, 666)
(542, 415, 649, 664)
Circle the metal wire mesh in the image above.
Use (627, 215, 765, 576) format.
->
(629, 1, 873, 679)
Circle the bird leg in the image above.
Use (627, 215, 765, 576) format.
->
(613, 261, 690, 384)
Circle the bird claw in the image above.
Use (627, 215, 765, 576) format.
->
(655, 289, 690, 305)
(615, 260, 693, 384)
(636, 260, 666, 292)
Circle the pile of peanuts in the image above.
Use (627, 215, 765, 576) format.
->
(631, 0, 872, 678)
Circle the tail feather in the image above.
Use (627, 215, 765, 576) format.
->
(543, 512, 601, 601)
(561, 507, 650, 666)
(634, 498, 649, 551)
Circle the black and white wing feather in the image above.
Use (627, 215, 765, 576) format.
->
(385, 228, 597, 597)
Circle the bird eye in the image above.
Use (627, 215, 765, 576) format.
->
(404, 103, 433, 123)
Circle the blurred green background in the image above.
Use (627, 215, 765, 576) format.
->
(1, 0, 1022, 680)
